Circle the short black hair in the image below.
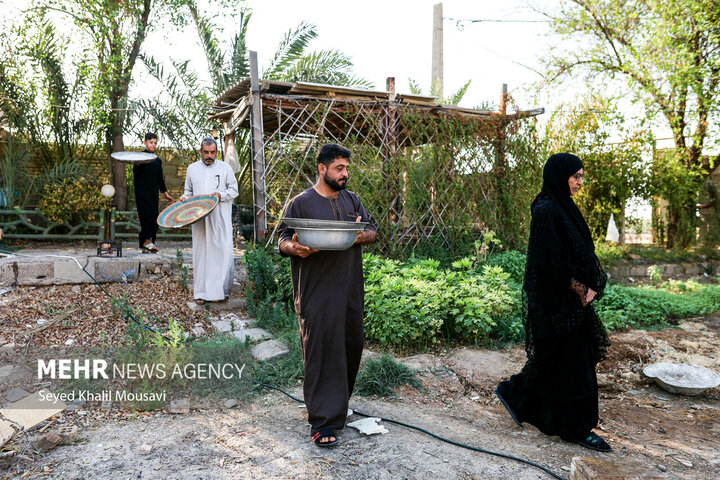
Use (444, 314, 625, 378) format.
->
(316, 143, 351, 167)
(144, 132, 158, 141)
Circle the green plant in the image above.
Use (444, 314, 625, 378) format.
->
(647, 265, 663, 285)
(354, 353, 421, 397)
(362, 254, 516, 350)
(113, 298, 192, 410)
(483, 250, 526, 284)
(176, 248, 189, 290)
(189, 334, 253, 400)
(39, 177, 108, 223)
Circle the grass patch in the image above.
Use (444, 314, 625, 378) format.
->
(189, 334, 254, 401)
(354, 353, 421, 397)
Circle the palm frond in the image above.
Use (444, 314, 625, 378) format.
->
(279, 49, 373, 88)
(408, 78, 423, 95)
(227, 10, 251, 86)
(264, 21, 317, 79)
(188, 3, 228, 93)
(443, 79, 471, 106)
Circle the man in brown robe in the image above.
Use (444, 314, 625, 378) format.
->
(278, 143, 377, 448)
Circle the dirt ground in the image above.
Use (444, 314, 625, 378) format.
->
(1, 281, 719, 479)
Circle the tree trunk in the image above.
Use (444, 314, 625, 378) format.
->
(112, 126, 127, 210)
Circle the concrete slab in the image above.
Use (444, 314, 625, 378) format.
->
(16, 261, 54, 285)
(570, 456, 667, 479)
(251, 339, 290, 362)
(231, 328, 272, 343)
(53, 259, 94, 284)
(93, 259, 140, 283)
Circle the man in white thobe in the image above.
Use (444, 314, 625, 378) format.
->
(180, 138, 239, 304)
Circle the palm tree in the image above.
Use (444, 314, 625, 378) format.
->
(130, 3, 372, 197)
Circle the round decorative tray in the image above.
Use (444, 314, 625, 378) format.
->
(282, 218, 368, 251)
(110, 151, 158, 164)
(157, 195, 219, 228)
(643, 362, 720, 396)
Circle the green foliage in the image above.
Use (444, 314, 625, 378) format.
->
(354, 354, 421, 398)
(189, 334, 253, 400)
(594, 242, 719, 267)
(543, 0, 720, 248)
(596, 283, 720, 331)
(484, 250, 526, 284)
(114, 313, 192, 410)
(241, 244, 303, 388)
(647, 265, 663, 285)
(363, 254, 515, 350)
(545, 95, 652, 239)
(39, 177, 108, 223)
(242, 244, 293, 307)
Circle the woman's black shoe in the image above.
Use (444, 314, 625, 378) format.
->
(575, 432, 612, 452)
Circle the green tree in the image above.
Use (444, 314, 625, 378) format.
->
(545, 95, 652, 241)
(541, 0, 720, 247)
(131, 3, 371, 198)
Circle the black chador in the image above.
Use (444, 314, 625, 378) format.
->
(133, 150, 168, 249)
(496, 153, 610, 448)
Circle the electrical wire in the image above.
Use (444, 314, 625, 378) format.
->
(255, 382, 566, 480)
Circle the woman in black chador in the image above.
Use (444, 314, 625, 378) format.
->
(495, 153, 612, 452)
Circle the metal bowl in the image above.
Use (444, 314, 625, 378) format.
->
(643, 362, 720, 396)
(282, 217, 368, 230)
(293, 227, 363, 251)
(282, 218, 368, 251)
(110, 151, 158, 164)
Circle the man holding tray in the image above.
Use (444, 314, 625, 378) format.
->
(278, 143, 377, 448)
(179, 138, 238, 305)
(134, 132, 174, 253)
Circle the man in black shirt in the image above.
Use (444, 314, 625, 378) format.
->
(134, 132, 174, 253)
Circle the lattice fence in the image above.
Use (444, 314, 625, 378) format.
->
(250, 94, 539, 257)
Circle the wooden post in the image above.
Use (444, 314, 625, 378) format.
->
(249, 51, 267, 244)
(432, 3, 443, 97)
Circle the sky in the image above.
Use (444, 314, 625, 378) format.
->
(170, 0, 552, 111)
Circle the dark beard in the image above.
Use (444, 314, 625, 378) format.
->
(324, 173, 347, 191)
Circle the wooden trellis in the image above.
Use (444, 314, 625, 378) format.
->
(210, 66, 543, 256)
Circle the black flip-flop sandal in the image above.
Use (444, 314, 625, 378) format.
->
(311, 429, 338, 448)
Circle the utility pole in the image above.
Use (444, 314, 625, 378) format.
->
(432, 3, 443, 98)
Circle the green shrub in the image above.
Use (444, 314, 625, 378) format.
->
(362, 254, 516, 349)
(242, 244, 293, 306)
(354, 353, 421, 397)
(484, 250, 526, 284)
(596, 283, 720, 330)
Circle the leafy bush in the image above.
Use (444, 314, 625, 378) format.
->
(596, 283, 720, 330)
(243, 244, 293, 306)
(354, 353, 421, 397)
(39, 177, 108, 223)
(363, 254, 516, 349)
(484, 250, 526, 284)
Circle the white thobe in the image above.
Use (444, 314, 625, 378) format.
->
(183, 159, 239, 301)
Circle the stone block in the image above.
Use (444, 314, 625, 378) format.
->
(34, 432, 63, 452)
(92, 259, 139, 283)
(570, 456, 667, 480)
(0, 261, 18, 286)
(251, 339, 290, 362)
(16, 261, 54, 285)
(629, 265, 647, 277)
(54, 259, 93, 284)
(231, 328, 272, 343)
(57, 425, 78, 444)
(5, 387, 29, 403)
(169, 398, 190, 414)
(680, 262, 701, 276)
